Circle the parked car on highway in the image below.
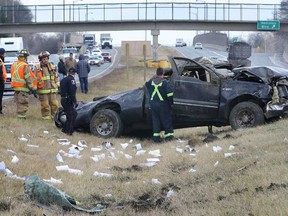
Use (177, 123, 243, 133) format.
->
(101, 52, 112, 62)
(55, 56, 288, 138)
(194, 42, 203, 49)
(88, 55, 101, 66)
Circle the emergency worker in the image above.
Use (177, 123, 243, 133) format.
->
(60, 67, 77, 136)
(0, 48, 7, 114)
(11, 49, 37, 119)
(65, 53, 77, 72)
(34, 51, 59, 120)
(145, 67, 174, 143)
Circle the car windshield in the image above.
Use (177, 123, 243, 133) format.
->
(102, 53, 110, 56)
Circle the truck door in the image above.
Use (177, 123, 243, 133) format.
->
(170, 58, 221, 126)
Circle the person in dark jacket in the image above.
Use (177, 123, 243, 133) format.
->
(0, 48, 6, 114)
(76, 54, 90, 94)
(57, 55, 67, 82)
(145, 67, 174, 143)
(60, 67, 78, 136)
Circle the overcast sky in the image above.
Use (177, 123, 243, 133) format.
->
(18, 0, 282, 46)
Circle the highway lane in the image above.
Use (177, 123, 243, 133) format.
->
(175, 46, 286, 67)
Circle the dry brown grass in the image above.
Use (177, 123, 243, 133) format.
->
(1, 46, 288, 215)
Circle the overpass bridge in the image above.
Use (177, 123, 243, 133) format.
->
(0, 2, 286, 60)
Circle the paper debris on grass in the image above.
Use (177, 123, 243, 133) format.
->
(93, 171, 113, 177)
(228, 145, 235, 150)
(43, 177, 63, 184)
(11, 155, 19, 164)
(148, 149, 161, 157)
(189, 168, 196, 173)
(43, 130, 49, 134)
(151, 178, 162, 185)
(213, 146, 222, 152)
(18, 135, 28, 142)
(129, 139, 133, 143)
(125, 154, 133, 159)
(56, 153, 64, 163)
(120, 143, 129, 149)
(167, 189, 175, 197)
(176, 138, 186, 143)
(102, 141, 113, 149)
(59, 149, 81, 159)
(134, 143, 142, 150)
(7, 149, 16, 154)
(147, 158, 160, 162)
(189, 153, 197, 157)
(91, 154, 106, 162)
(108, 152, 116, 160)
(136, 150, 146, 156)
(68, 168, 83, 175)
(57, 139, 70, 146)
(224, 152, 239, 158)
(176, 147, 183, 153)
(141, 162, 157, 167)
(91, 147, 103, 152)
(56, 165, 69, 171)
(27, 144, 39, 148)
(78, 140, 88, 148)
(7, 174, 26, 180)
(214, 161, 219, 167)
(68, 146, 80, 156)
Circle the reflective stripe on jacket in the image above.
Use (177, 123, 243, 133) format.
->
(11, 61, 37, 92)
(34, 63, 59, 94)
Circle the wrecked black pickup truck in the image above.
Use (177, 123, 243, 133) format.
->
(55, 56, 288, 138)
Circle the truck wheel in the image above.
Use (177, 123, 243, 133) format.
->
(229, 102, 264, 130)
(90, 109, 123, 138)
(54, 107, 66, 128)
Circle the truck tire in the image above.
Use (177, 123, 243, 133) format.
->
(229, 102, 264, 130)
(54, 107, 66, 128)
(90, 109, 123, 138)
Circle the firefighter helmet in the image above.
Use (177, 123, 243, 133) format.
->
(38, 51, 50, 60)
(18, 49, 30, 57)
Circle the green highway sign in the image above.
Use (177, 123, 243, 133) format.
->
(257, 20, 280, 30)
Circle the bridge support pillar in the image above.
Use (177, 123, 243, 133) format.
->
(151, 29, 160, 62)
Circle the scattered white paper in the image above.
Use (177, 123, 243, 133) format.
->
(189, 168, 196, 173)
(147, 158, 160, 162)
(11, 155, 19, 164)
(120, 143, 129, 149)
(136, 150, 146, 156)
(152, 178, 162, 185)
(0, 161, 6, 172)
(57, 139, 70, 146)
(134, 143, 142, 150)
(224, 152, 239, 158)
(56, 153, 64, 163)
(91, 147, 103, 152)
(129, 139, 133, 143)
(109, 152, 116, 159)
(228, 145, 235, 150)
(141, 162, 157, 167)
(78, 140, 88, 148)
(176, 138, 186, 143)
(27, 144, 39, 148)
(167, 189, 175, 197)
(43, 177, 63, 184)
(68, 168, 83, 175)
(90, 156, 99, 162)
(68, 146, 80, 156)
(93, 171, 113, 177)
(213, 146, 222, 152)
(7, 174, 26, 181)
(214, 161, 219, 167)
(7, 149, 16, 154)
(148, 149, 161, 157)
(56, 165, 70, 171)
(176, 148, 183, 153)
(18, 135, 28, 142)
(125, 154, 133, 159)
(189, 153, 197, 157)
(43, 130, 49, 134)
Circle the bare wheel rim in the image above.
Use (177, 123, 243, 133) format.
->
(235, 109, 255, 128)
(95, 115, 114, 136)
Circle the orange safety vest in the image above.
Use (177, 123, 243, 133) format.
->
(0, 59, 6, 83)
(11, 61, 37, 92)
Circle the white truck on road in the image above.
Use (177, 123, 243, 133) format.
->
(100, 33, 112, 49)
(0, 37, 23, 62)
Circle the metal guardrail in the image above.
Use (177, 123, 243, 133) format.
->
(0, 2, 280, 24)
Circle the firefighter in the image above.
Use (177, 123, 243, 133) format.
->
(34, 51, 59, 120)
(60, 67, 77, 136)
(11, 49, 37, 119)
(0, 48, 7, 114)
(145, 67, 174, 143)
